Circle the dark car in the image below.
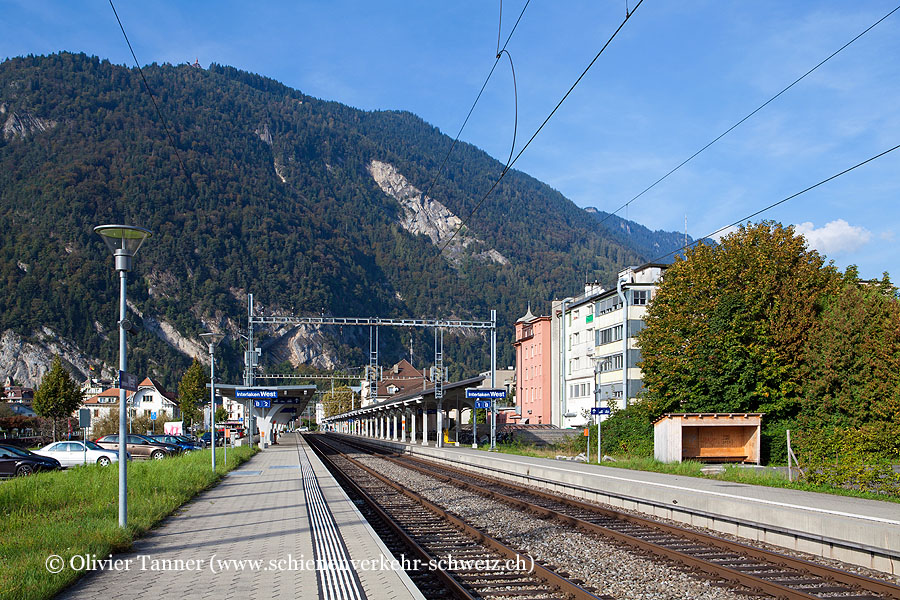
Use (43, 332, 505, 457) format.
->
(95, 434, 178, 460)
(175, 435, 205, 449)
(0, 444, 62, 476)
(150, 435, 200, 452)
(199, 431, 225, 448)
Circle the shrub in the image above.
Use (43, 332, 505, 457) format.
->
(793, 421, 900, 495)
(761, 419, 797, 465)
(599, 401, 655, 457)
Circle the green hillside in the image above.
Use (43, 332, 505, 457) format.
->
(0, 53, 681, 387)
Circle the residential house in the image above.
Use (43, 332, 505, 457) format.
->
(82, 387, 130, 435)
(360, 359, 427, 407)
(130, 377, 180, 421)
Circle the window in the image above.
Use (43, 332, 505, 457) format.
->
(598, 353, 623, 372)
(633, 290, 650, 305)
(596, 296, 623, 315)
(596, 325, 623, 345)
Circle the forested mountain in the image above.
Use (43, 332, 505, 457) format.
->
(0, 53, 686, 388)
(583, 208, 699, 263)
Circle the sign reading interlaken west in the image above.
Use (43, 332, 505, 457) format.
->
(465, 388, 506, 410)
(235, 389, 278, 409)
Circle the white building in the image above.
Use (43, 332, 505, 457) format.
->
(82, 377, 180, 435)
(551, 282, 607, 428)
(130, 377, 180, 421)
(551, 264, 666, 428)
(82, 388, 126, 434)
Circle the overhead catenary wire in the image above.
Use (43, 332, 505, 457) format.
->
(650, 142, 900, 264)
(418, 0, 531, 206)
(109, 0, 198, 197)
(594, 2, 900, 229)
(439, 0, 645, 253)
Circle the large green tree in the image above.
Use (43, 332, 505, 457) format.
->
(803, 269, 900, 428)
(32, 355, 84, 441)
(638, 222, 840, 422)
(322, 386, 355, 418)
(177, 359, 206, 429)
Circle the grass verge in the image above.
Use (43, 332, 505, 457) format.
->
(0, 446, 258, 600)
(486, 443, 900, 503)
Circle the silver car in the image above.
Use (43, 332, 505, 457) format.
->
(34, 440, 122, 467)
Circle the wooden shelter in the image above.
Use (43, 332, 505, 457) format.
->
(653, 413, 763, 464)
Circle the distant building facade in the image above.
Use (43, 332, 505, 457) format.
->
(82, 387, 128, 434)
(82, 376, 180, 434)
(551, 264, 666, 427)
(513, 307, 553, 424)
(130, 377, 180, 421)
(360, 359, 427, 407)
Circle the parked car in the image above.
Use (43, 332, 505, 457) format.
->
(0, 444, 62, 476)
(34, 440, 123, 467)
(149, 435, 200, 452)
(95, 434, 177, 460)
(175, 435, 205, 449)
(199, 431, 225, 448)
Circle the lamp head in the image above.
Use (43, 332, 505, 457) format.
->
(200, 332, 225, 349)
(94, 225, 152, 270)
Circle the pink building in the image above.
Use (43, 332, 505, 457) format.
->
(513, 306, 553, 424)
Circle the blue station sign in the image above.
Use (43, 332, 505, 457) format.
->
(474, 400, 492, 409)
(590, 407, 612, 416)
(465, 388, 506, 400)
(236, 389, 278, 399)
(254, 399, 271, 408)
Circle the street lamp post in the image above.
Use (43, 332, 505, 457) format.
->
(94, 224, 152, 529)
(200, 332, 224, 472)
(591, 355, 603, 463)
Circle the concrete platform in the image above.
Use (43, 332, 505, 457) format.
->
(335, 433, 900, 576)
(57, 434, 424, 600)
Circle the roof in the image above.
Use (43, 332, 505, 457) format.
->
(138, 377, 177, 400)
(516, 304, 536, 324)
(653, 412, 764, 425)
(84, 387, 133, 405)
(375, 360, 426, 398)
(348, 374, 487, 416)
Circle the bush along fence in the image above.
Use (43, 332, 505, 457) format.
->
(791, 422, 900, 496)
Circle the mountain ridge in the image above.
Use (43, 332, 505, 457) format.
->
(0, 52, 688, 389)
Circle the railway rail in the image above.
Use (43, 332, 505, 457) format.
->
(329, 435, 900, 600)
(306, 434, 612, 600)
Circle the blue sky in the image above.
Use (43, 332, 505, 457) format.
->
(3, 1, 898, 279)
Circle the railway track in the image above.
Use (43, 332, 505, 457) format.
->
(306, 434, 612, 600)
(332, 435, 900, 600)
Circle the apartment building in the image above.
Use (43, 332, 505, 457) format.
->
(551, 264, 666, 427)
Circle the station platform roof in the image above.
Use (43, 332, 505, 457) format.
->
(325, 374, 487, 422)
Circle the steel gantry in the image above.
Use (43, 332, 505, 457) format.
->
(244, 296, 497, 448)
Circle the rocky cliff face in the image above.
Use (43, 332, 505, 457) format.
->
(368, 160, 509, 267)
(0, 328, 107, 388)
(263, 324, 342, 370)
(1, 105, 57, 140)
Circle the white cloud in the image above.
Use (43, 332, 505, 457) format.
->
(794, 220, 872, 255)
